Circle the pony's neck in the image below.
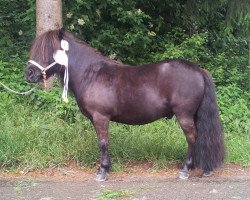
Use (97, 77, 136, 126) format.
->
(65, 34, 116, 69)
(57, 33, 125, 94)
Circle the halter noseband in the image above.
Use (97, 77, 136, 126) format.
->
(28, 39, 69, 103)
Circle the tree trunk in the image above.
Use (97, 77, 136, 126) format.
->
(36, 0, 62, 88)
(36, 0, 62, 36)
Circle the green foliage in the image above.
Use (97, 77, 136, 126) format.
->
(0, 0, 35, 57)
(217, 84, 250, 135)
(99, 189, 133, 200)
(153, 31, 209, 62)
(63, 0, 154, 63)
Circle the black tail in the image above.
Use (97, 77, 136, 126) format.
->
(195, 70, 225, 171)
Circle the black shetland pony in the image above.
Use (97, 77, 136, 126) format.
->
(25, 29, 225, 181)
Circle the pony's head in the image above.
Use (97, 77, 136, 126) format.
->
(25, 29, 64, 84)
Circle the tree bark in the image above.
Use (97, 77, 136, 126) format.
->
(36, 0, 62, 36)
(36, 0, 63, 88)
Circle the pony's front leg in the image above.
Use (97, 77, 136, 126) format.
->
(92, 113, 111, 181)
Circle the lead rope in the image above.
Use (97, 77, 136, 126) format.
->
(0, 81, 36, 95)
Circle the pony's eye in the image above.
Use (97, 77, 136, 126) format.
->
(28, 69, 34, 76)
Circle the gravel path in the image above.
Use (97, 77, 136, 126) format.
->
(1, 167, 250, 200)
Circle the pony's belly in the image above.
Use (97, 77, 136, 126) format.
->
(111, 115, 166, 125)
(111, 107, 173, 125)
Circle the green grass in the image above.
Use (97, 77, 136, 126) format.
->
(98, 189, 133, 200)
(0, 94, 249, 171)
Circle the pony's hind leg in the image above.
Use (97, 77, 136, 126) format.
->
(176, 114, 197, 179)
(92, 113, 111, 181)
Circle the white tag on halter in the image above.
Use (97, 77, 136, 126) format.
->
(53, 50, 68, 66)
(61, 40, 69, 51)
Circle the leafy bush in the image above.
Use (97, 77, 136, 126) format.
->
(63, 0, 155, 64)
(217, 84, 250, 135)
(153, 31, 209, 62)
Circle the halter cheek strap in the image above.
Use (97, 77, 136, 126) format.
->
(28, 39, 69, 103)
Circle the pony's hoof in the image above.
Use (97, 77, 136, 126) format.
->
(95, 173, 107, 182)
(178, 170, 189, 180)
(203, 170, 213, 177)
(95, 168, 108, 182)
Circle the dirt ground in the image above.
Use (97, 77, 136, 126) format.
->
(0, 163, 250, 200)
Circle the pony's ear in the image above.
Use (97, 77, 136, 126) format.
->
(58, 28, 65, 40)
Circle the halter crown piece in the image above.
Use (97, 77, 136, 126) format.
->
(28, 39, 70, 103)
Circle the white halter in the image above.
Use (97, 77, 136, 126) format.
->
(28, 39, 69, 103)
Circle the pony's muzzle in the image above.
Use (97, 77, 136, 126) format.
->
(25, 66, 42, 83)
